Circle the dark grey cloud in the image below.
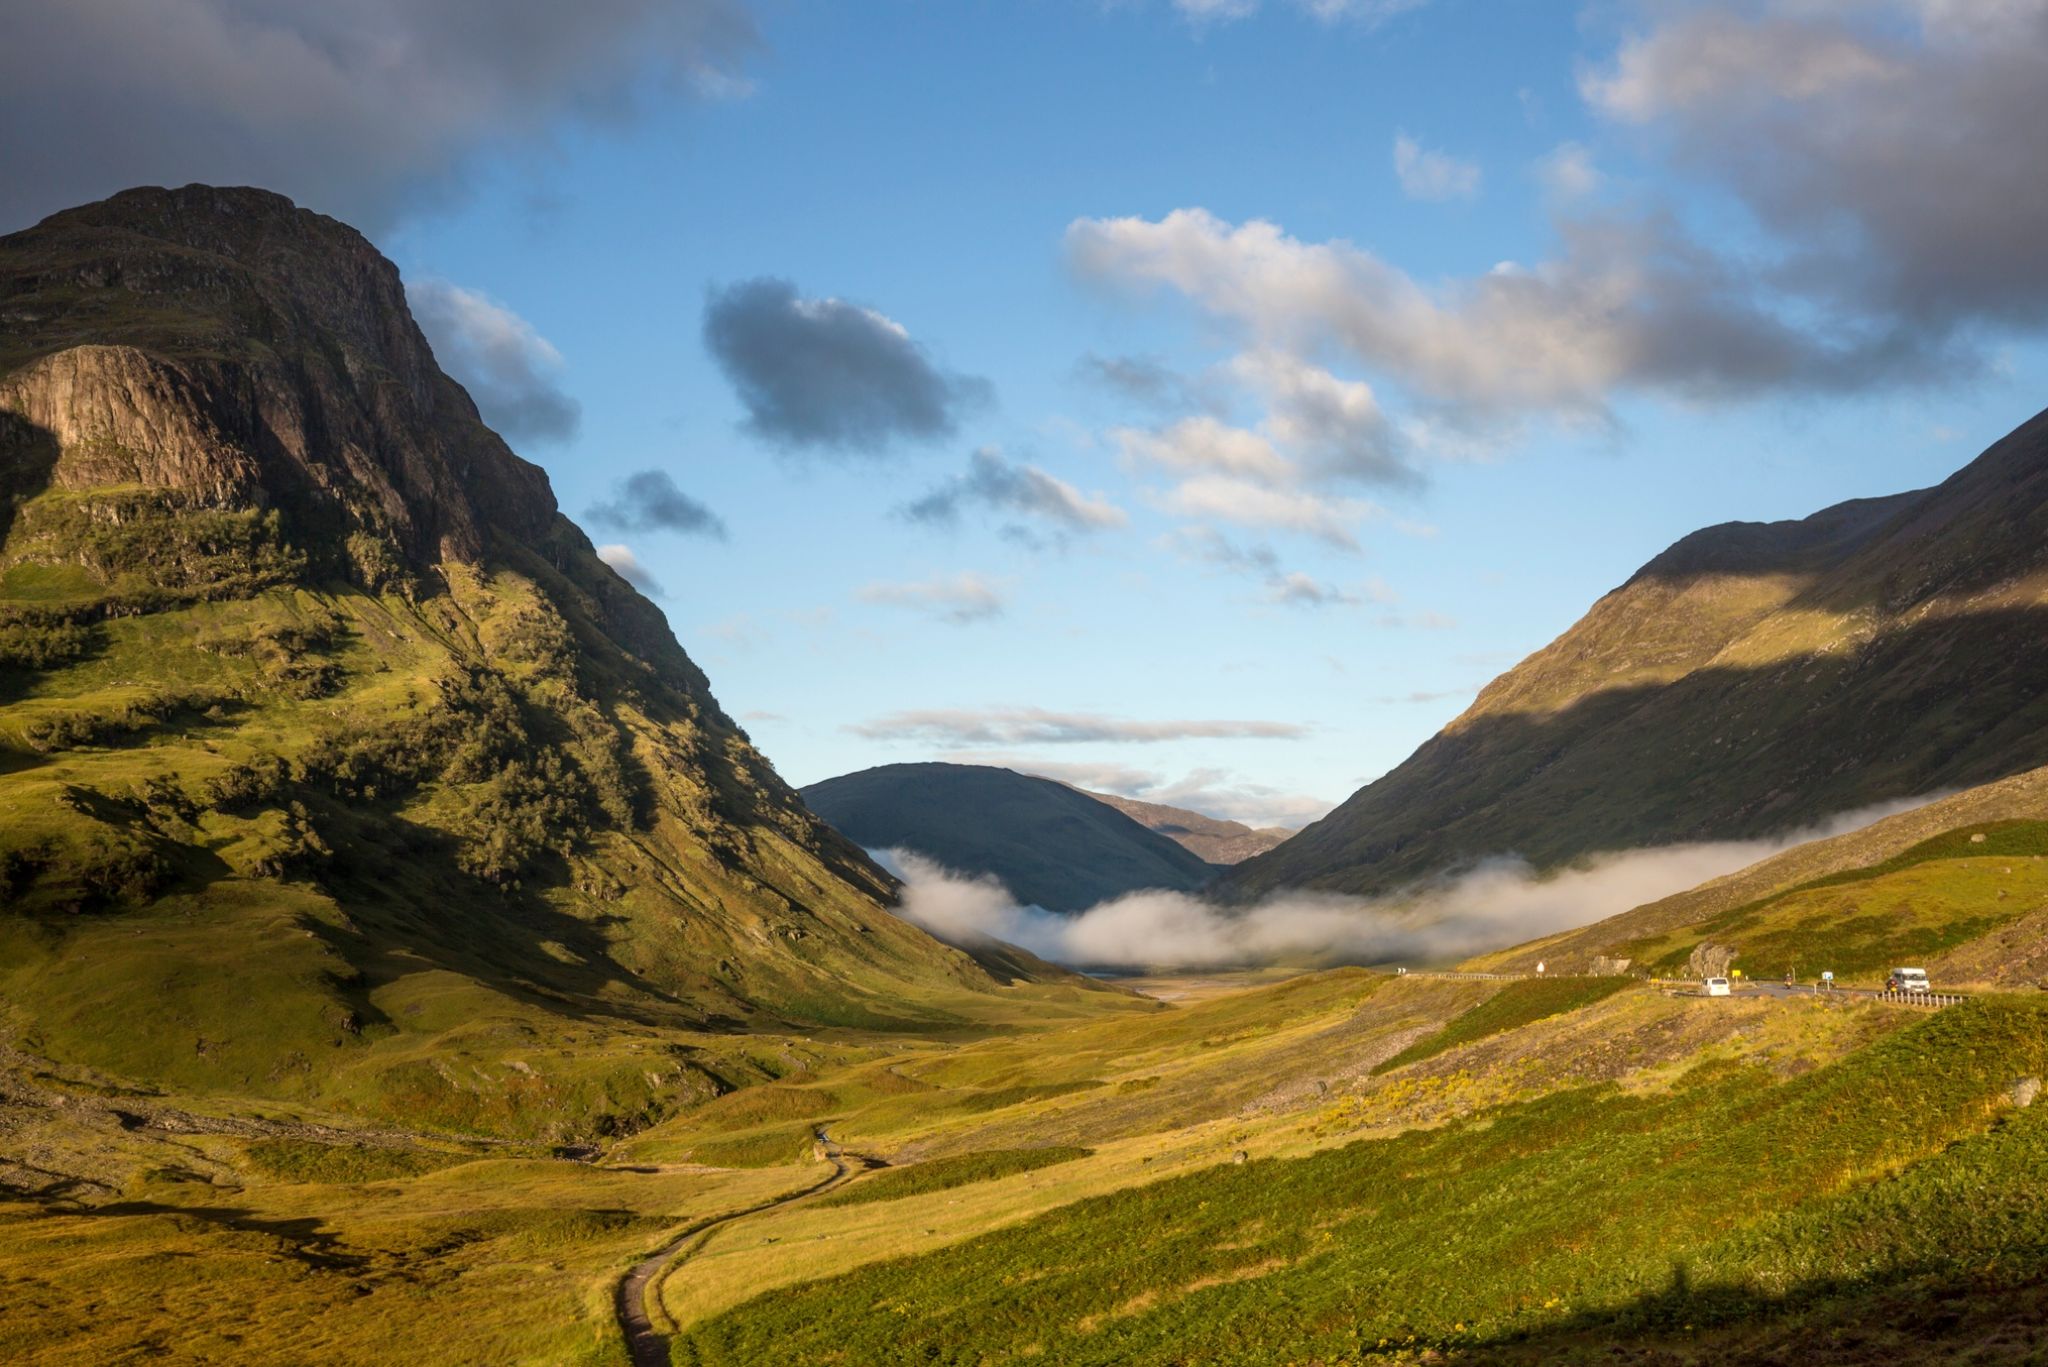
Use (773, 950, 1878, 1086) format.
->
(1585, 1, 2048, 342)
(408, 278, 581, 445)
(585, 469, 728, 539)
(0, 0, 756, 232)
(703, 277, 992, 454)
(901, 447, 1126, 541)
(849, 707, 1309, 746)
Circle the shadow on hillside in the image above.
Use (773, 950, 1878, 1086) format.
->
(0, 411, 59, 550)
(1248, 602, 2048, 897)
(304, 806, 709, 1035)
(37, 1199, 367, 1273)
(1452, 1256, 2048, 1365)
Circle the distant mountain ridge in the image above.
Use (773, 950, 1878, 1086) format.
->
(1227, 405, 2048, 898)
(802, 763, 1217, 912)
(1069, 787, 1291, 864)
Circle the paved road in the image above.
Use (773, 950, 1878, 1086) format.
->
(1684, 981, 1965, 1007)
(615, 1129, 860, 1367)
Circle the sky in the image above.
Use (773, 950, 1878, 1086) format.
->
(5, 0, 2047, 830)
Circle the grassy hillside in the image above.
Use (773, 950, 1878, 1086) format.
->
(802, 762, 1217, 912)
(1468, 768, 2048, 988)
(1229, 409, 2048, 898)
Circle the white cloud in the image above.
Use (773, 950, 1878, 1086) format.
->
(856, 572, 1007, 625)
(407, 279, 580, 445)
(1160, 476, 1379, 550)
(1172, 0, 1432, 25)
(849, 707, 1309, 746)
(595, 543, 662, 597)
(1393, 133, 1481, 201)
(1068, 206, 1921, 424)
(1113, 416, 1294, 483)
(1535, 142, 1602, 200)
(1584, 9, 1901, 123)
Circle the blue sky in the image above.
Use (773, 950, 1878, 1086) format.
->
(10, 0, 2047, 826)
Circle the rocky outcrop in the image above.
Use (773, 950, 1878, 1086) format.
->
(1687, 943, 1739, 980)
(0, 184, 555, 566)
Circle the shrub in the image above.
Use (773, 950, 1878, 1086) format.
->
(0, 618, 96, 671)
(200, 754, 293, 812)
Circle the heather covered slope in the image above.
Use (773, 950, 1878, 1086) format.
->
(802, 762, 1217, 913)
(0, 186, 1113, 1137)
(1229, 408, 2048, 898)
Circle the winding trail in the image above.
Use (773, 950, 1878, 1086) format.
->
(615, 1128, 861, 1367)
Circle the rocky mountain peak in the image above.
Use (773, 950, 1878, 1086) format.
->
(1, 183, 552, 568)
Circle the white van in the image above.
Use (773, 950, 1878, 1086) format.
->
(1888, 968, 1930, 994)
(1704, 976, 1732, 997)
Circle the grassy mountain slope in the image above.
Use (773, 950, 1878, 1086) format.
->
(1071, 786, 1292, 864)
(0, 186, 1116, 1139)
(801, 762, 1217, 912)
(1466, 765, 2048, 987)
(673, 988, 2048, 1366)
(1229, 408, 2048, 898)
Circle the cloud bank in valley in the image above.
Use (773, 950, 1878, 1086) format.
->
(876, 794, 1939, 970)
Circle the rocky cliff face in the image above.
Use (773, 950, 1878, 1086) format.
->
(0, 185, 552, 566)
(1227, 405, 2048, 898)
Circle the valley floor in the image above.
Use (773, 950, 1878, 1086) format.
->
(8, 962, 2046, 1365)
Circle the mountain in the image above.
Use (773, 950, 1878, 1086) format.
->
(0, 186, 1105, 1138)
(1227, 406, 2048, 899)
(801, 763, 1216, 912)
(1069, 787, 1291, 864)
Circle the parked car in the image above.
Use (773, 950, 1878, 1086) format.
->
(1705, 976, 1732, 997)
(1888, 967, 1931, 993)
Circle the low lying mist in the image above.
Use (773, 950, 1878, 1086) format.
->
(874, 795, 1940, 971)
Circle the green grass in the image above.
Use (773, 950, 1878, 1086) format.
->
(675, 998, 2048, 1366)
(1616, 847, 2048, 982)
(684, 1126, 821, 1169)
(1374, 976, 1636, 1075)
(953, 1080, 1106, 1114)
(818, 1147, 1093, 1208)
(240, 1139, 475, 1184)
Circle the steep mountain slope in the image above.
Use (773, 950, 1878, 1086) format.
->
(1071, 787, 1291, 864)
(1229, 406, 2048, 898)
(0, 186, 1107, 1135)
(801, 763, 1216, 912)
